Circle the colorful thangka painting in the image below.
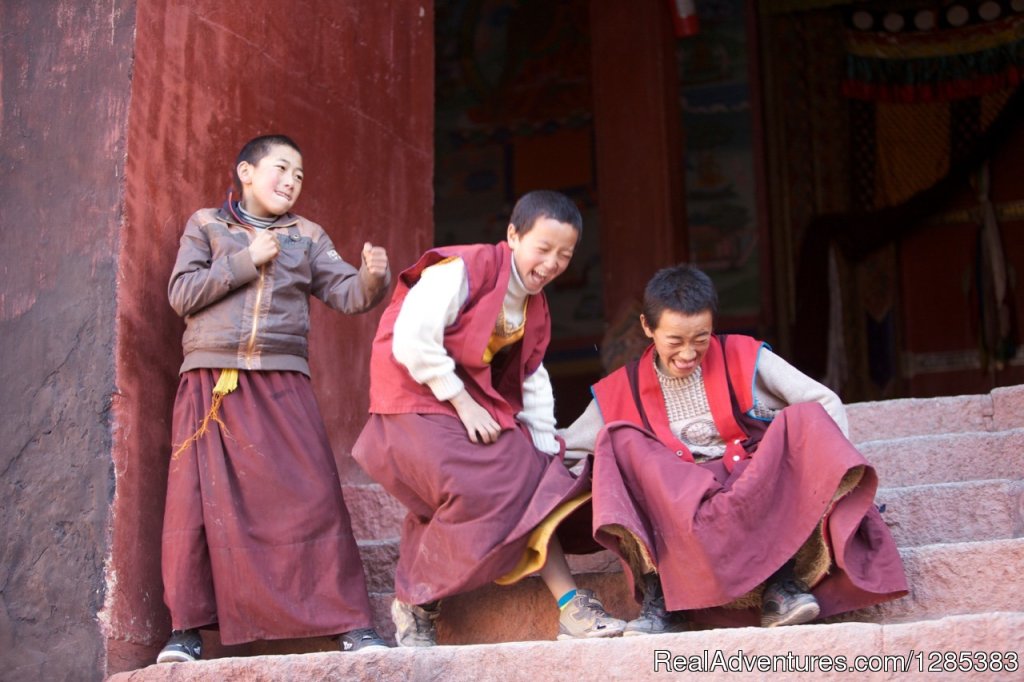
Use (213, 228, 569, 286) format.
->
(434, 0, 604, 341)
(679, 0, 763, 320)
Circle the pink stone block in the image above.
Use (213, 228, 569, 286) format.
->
(881, 612, 1024, 681)
(861, 430, 1024, 488)
(357, 539, 401, 593)
(991, 385, 1024, 432)
(876, 479, 1024, 547)
(107, 614, 1024, 682)
(343, 484, 405, 541)
(848, 395, 989, 443)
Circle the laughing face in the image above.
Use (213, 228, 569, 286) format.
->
(237, 143, 304, 218)
(506, 217, 578, 294)
(641, 308, 713, 379)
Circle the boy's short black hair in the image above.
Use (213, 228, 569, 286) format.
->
(509, 190, 583, 237)
(233, 134, 302, 191)
(642, 264, 718, 329)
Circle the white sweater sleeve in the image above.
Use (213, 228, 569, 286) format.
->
(518, 363, 560, 454)
(392, 258, 469, 401)
(754, 348, 849, 437)
(557, 398, 604, 459)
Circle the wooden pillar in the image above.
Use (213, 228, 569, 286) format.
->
(590, 0, 688, 322)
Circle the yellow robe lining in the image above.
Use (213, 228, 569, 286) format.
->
(495, 491, 592, 585)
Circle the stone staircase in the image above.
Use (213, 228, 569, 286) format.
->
(108, 386, 1024, 680)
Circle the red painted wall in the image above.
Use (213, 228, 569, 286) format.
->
(0, 1, 136, 679)
(104, 0, 434, 674)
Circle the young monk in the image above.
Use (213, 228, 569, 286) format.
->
(353, 190, 625, 645)
(159, 134, 391, 662)
(562, 264, 908, 634)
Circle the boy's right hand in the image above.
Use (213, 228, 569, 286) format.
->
(449, 390, 501, 445)
(248, 229, 280, 266)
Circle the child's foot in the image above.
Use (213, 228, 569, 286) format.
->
(556, 588, 626, 640)
(338, 627, 389, 652)
(760, 578, 820, 627)
(156, 629, 202, 663)
(623, 573, 687, 636)
(391, 599, 440, 647)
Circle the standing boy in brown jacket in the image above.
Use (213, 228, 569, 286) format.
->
(158, 134, 391, 662)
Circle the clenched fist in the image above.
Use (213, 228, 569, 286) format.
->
(361, 242, 389, 279)
(248, 229, 280, 266)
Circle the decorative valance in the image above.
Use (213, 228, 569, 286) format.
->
(841, 3, 1024, 102)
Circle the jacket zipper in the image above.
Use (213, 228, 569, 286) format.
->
(245, 264, 266, 362)
(243, 221, 269, 364)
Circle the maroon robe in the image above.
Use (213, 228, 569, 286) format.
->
(162, 369, 374, 644)
(590, 340, 908, 625)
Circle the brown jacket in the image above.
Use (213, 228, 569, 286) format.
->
(168, 205, 391, 375)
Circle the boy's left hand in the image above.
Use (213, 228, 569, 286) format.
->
(362, 242, 389, 279)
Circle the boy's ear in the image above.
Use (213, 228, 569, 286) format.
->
(236, 160, 253, 185)
(505, 222, 518, 246)
(640, 314, 655, 339)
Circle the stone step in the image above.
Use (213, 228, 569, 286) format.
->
(109, 610, 1024, 681)
(861, 429, 1024, 488)
(875, 478, 1024, 547)
(846, 384, 1024, 442)
(344, 427, 1024, 542)
(344, 483, 406, 542)
(119, 535, 1024, 668)
(374, 538, 1024, 646)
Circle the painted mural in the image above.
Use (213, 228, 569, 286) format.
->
(679, 0, 763, 320)
(434, 0, 604, 342)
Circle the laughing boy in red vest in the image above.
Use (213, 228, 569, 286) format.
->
(353, 190, 625, 645)
(562, 264, 908, 635)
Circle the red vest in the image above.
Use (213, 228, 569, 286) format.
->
(592, 335, 765, 471)
(368, 242, 550, 428)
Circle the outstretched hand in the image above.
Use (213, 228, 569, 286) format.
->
(362, 242, 389, 279)
(449, 390, 501, 444)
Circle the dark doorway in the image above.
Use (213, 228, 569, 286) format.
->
(434, 0, 604, 422)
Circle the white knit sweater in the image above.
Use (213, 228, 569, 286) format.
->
(392, 257, 559, 454)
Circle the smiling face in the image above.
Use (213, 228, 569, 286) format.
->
(506, 217, 578, 294)
(641, 308, 714, 379)
(237, 143, 304, 218)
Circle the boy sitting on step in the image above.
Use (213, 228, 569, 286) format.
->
(561, 264, 908, 634)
